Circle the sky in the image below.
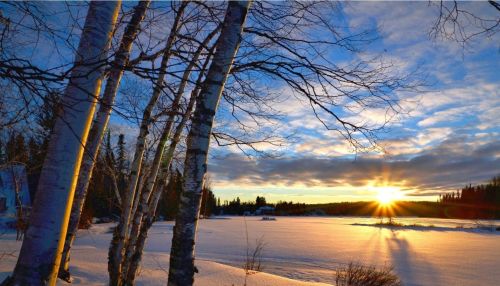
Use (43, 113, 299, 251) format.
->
(3, 1, 498, 204)
(202, 1, 500, 203)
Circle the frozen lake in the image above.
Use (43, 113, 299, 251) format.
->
(2, 216, 499, 285)
(158, 216, 499, 286)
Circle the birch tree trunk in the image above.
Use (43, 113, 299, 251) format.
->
(2, 2, 120, 286)
(120, 28, 220, 283)
(167, 2, 251, 285)
(108, 3, 188, 285)
(125, 83, 202, 286)
(123, 47, 214, 284)
(58, 2, 150, 282)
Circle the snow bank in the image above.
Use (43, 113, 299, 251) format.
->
(0, 229, 329, 286)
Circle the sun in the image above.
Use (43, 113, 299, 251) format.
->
(376, 187, 400, 206)
(377, 191, 393, 205)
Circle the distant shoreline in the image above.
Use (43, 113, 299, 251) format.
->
(216, 200, 500, 220)
(351, 221, 500, 233)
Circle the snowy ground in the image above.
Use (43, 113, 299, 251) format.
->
(1, 216, 500, 285)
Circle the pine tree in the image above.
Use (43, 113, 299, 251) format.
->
(158, 170, 183, 220)
(200, 187, 217, 217)
(116, 134, 127, 174)
(116, 134, 127, 193)
(104, 129, 116, 168)
(27, 137, 43, 200)
(256, 196, 267, 208)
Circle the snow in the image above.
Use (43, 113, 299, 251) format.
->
(0, 221, 327, 286)
(1, 216, 500, 285)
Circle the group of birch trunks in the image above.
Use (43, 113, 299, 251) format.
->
(4, 1, 251, 286)
(1, 0, 434, 285)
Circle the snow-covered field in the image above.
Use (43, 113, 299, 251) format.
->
(1, 216, 500, 285)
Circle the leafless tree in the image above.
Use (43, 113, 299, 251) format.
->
(2, 2, 120, 285)
(429, 0, 500, 48)
(167, 2, 252, 285)
(107, 3, 188, 285)
(58, 1, 151, 283)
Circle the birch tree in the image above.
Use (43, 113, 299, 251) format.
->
(168, 1, 252, 285)
(123, 43, 216, 286)
(58, 2, 151, 282)
(108, 3, 188, 285)
(2, 1, 120, 285)
(120, 26, 220, 281)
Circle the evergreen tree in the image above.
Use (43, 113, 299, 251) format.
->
(439, 175, 500, 218)
(116, 134, 127, 174)
(116, 134, 127, 192)
(157, 169, 183, 220)
(256, 196, 267, 208)
(200, 185, 217, 217)
(84, 152, 115, 218)
(104, 129, 116, 168)
(27, 137, 44, 199)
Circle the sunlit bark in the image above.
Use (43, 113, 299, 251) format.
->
(57, 2, 150, 282)
(2, 2, 120, 285)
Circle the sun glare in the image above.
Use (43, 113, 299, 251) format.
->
(377, 191, 393, 205)
(375, 187, 401, 206)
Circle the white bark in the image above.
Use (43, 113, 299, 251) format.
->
(121, 28, 220, 282)
(125, 85, 203, 285)
(123, 46, 215, 284)
(108, 3, 188, 285)
(167, 2, 252, 285)
(58, 2, 150, 282)
(3, 2, 120, 286)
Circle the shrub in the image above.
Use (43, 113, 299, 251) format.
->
(244, 236, 265, 274)
(335, 262, 402, 286)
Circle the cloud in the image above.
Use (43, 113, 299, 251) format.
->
(417, 106, 472, 127)
(209, 135, 500, 197)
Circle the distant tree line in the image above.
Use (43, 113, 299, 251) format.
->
(217, 176, 500, 219)
(438, 176, 500, 219)
(218, 196, 307, 216)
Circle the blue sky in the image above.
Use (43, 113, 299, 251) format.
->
(201, 1, 500, 203)
(4, 1, 497, 204)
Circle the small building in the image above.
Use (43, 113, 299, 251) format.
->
(0, 164, 31, 225)
(255, 206, 275, 215)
